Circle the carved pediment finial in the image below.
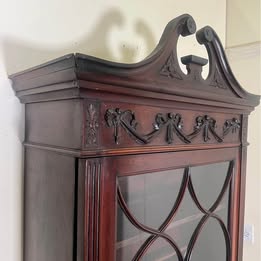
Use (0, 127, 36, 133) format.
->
(181, 55, 208, 81)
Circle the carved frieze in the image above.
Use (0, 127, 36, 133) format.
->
(105, 108, 240, 145)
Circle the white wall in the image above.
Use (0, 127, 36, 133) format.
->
(226, 1, 261, 260)
(226, 0, 260, 46)
(0, 1, 227, 261)
(0, 50, 24, 261)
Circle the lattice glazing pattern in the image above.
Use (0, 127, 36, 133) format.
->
(116, 161, 234, 261)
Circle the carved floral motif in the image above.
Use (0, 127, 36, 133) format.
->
(86, 103, 99, 146)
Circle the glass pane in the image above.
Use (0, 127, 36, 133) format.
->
(183, 188, 230, 261)
(167, 190, 203, 251)
(188, 219, 227, 261)
(117, 168, 184, 260)
(218, 188, 230, 228)
(190, 161, 230, 210)
(116, 207, 150, 261)
(142, 238, 179, 261)
(118, 168, 184, 229)
(116, 161, 232, 261)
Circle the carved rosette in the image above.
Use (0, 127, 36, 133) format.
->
(105, 108, 241, 145)
(85, 102, 99, 146)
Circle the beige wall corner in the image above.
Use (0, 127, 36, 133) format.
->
(226, 1, 261, 260)
(226, 0, 261, 47)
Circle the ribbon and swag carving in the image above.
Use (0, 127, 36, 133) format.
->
(105, 109, 143, 144)
(186, 115, 223, 142)
(104, 109, 191, 144)
(223, 118, 241, 137)
(104, 108, 241, 145)
(152, 113, 190, 144)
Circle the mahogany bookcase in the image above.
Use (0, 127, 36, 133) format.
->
(10, 14, 260, 261)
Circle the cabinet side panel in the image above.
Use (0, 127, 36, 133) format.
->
(237, 114, 249, 261)
(25, 99, 83, 149)
(24, 148, 75, 261)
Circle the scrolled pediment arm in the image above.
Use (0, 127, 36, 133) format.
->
(196, 26, 257, 99)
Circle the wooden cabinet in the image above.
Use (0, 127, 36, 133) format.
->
(10, 14, 259, 261)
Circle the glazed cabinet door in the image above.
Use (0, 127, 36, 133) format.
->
(106, 148, 240, 261)
(78, 147, 240, 261)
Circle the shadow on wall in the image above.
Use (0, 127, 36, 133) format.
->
(3, 8, 156, 75)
